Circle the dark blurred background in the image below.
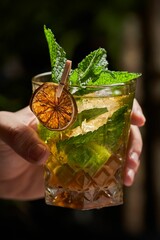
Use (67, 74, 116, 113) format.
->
(0, 0, 160, 239)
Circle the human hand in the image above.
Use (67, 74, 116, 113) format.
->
(0, 106, 50, 200)
(124, 98, 146, 186)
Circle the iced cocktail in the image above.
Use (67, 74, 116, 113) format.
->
(30, 25, 140, 210)
(31, 71, 136, 210)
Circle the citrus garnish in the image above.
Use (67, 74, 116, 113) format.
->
(30, 82, 77, 131)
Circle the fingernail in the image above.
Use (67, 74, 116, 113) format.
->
(127, 169, 134, 181)
(136, 108, 143, 116)
(28, 143, 49, 164)
(136, 109, 146, 124)
(130, 152, 139, 163)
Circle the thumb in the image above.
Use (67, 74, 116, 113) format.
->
(0, 111, 50, 165)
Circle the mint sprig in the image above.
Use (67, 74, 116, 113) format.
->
(44, 25, 141, 87)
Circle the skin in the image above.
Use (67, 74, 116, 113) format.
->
(0, 99, 146, 200)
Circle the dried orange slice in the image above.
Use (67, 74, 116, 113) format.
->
(30, 82, 77, 131)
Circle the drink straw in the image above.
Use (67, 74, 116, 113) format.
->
(56, 60, 72, 98)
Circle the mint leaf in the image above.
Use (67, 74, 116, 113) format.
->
(71, 107, 108, 129)
(104, 104, 128, 150)
(67, 143, 111, 175)
(87, 70, 141, 85)
(69, 48, 108, 86)
(38, 123, 59, 142)
(44, 25, 67, 83)
(57, 105, 128, 151)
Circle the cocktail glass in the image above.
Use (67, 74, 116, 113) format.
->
(31, 71, 136, 210)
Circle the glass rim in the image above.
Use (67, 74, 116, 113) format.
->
(32, 71, 137, 87)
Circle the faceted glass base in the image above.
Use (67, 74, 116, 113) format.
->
(45, 185, 123, 210)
